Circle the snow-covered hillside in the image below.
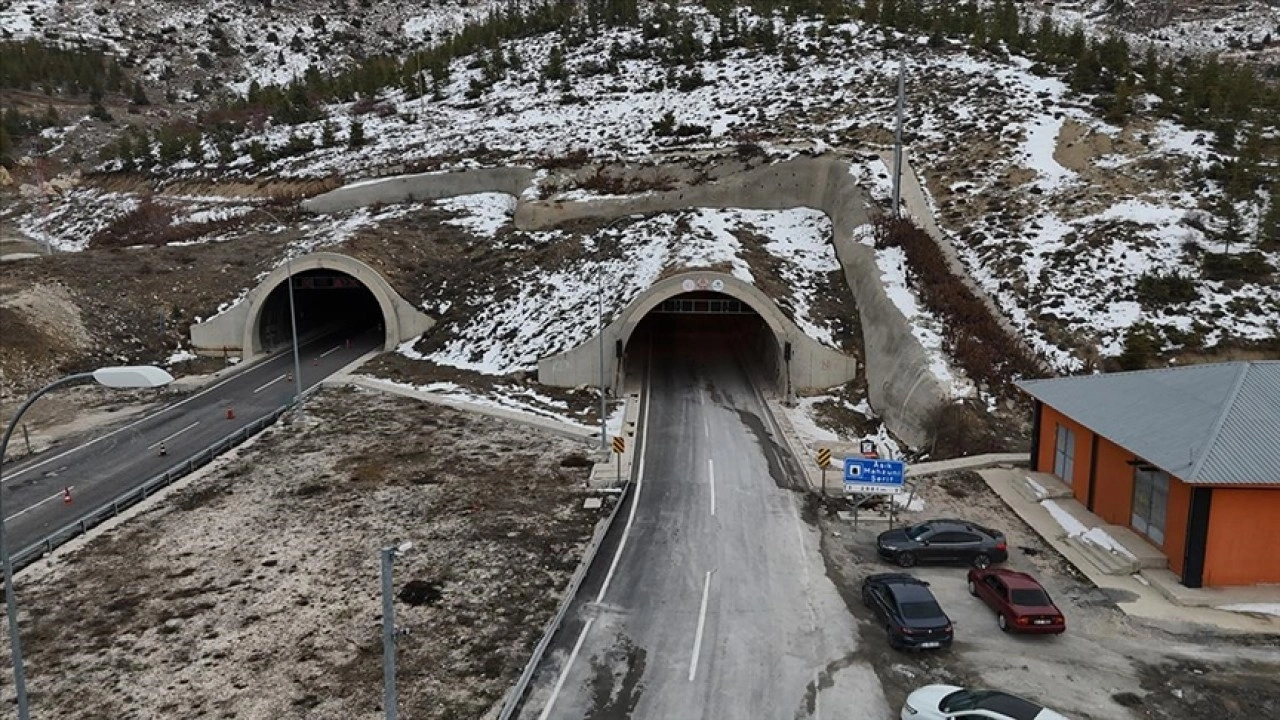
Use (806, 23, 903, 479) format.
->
(4, 1, 1277, 380)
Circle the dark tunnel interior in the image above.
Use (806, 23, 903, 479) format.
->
(257, 270, 383, 351)
(627, 291, 784, 388)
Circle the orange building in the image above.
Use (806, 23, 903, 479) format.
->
(1019, 361, 1280, 588)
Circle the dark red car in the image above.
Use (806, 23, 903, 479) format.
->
(967, 567, 1065, 634)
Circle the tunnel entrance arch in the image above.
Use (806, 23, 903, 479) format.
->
(242, 254, 409, 357)
(538, 271, 857, 397)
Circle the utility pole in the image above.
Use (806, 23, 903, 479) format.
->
(381, 542, 411, 720)
(597, 270, 607, 450)
(891, 57, 906, 219)
(286, 253, 304, 418)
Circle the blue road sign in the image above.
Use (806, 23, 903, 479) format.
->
(843, 457, 906, 494)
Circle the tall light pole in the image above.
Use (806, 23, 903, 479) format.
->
(1, 365, 175, 720)
(285, 253, 304, 414)
(257, 207, 305, 414)
(891, 57, 906, 218)
(595, 216, 631, 450)
(381, 541, 412, 720)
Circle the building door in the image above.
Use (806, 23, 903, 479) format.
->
(1053, 424, 1075, 485)
(1131, 466, 1170, 545)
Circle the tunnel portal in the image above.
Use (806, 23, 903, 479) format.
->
(627, 291, 786, 390)
(256, 269, 383, 352)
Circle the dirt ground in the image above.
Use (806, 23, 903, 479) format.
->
(4, 385, 609, 720)
(814, 471, 1280, 720)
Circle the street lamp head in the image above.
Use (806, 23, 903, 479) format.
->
(92, 365, 175, 389)
(396, 541, 414, 554)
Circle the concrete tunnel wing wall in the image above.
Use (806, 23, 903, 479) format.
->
(537, 271, 858, 396)
(189, 252, 434, 359)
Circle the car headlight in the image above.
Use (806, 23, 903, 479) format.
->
(902, 702, 917, 715)
(881, 545, 898, 551)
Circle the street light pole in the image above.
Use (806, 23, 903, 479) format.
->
(286, 254, 304, 415)
(1, 366, 174, 720)
(891, 57, 906, 219)
(597, 269, 607, 451)
(380, 541, 412, 720)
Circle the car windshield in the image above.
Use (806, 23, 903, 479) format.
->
(898, 600, 943, 620)
(905, 523, 931, 541)
(1011, 588, 1052, 606)
(941, 689, 1043, 719)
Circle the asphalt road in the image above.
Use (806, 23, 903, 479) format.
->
(518, 343, 890, 720)
(0, 327, 381, 556)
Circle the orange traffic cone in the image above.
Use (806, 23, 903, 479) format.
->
(226, 407, 236, 420)
(62, 486, 73, 504)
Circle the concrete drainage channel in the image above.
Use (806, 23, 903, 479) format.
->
(10, 404, 294, 573)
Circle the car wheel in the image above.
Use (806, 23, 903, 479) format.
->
(972, 553, 991, 569)
(967, 579, 978, 597)
(998, 613, 1009, 632)
(861, 587, 872, 607)
(896, 551, 917, 568)
(886, 625, 900, 649)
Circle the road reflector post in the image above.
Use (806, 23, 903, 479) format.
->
(612, 436, 624, 486)
(817, 448, 831, 496)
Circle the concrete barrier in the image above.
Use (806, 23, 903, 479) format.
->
(296, 157, 948, 448)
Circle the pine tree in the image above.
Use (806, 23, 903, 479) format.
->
(1261, 184, 1280, 250)
(130, 80, 149, 106)
(348, 119, 366, 148)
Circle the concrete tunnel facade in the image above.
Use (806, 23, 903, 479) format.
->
(538, 271, 858, 397)
(189, 252, 434, 359)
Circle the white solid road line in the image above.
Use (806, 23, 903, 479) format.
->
(146, 421, 200, 450)
(537, 617, 596, 720)
(703, 417, 709, 439)
(814, 670, 822, 720)
(1, 338, 328, 485)
(4, 486, 73, 523)
(253, 374, 287, 394)
(689, 570, 712, 682)
(594, 355, 653, 605)
(708, 458, 716, 516)
(320, 345, 341, 358)
(541, 350, 653, 720)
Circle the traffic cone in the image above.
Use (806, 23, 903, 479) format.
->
(286, 372, 293, 382)
(62, 486, 73, 504)
(159, 442, 167, 457)
(226, 407, 236, 420)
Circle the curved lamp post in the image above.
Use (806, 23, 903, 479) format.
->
(1, 365, 174, 720)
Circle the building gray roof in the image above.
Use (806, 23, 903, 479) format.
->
(1018, 361, 1280, 485)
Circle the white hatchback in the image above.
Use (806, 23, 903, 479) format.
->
(901, 685, 1071, 720)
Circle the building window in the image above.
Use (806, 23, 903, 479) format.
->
(1131, 466, 1170, 545)
(1053, 424, 1075, 485)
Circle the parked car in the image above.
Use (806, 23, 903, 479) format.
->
(861, 573, 953, 650)
(901, 684, 1070, 720)
(877, 518, 1008, 568)
(967, 567, 1066, 634)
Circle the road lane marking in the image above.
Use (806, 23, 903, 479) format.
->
(542, 347, 651, 720)
(595, 353, 653, 604)
(253, 374, 287, 393)
(4, 486, 73, 522)
(146, 421, 200, 450)
(320, 345, 341, 358)
(1, 335, 332, 484)
(538, 617, 595, 720)
(689, 570, 712, 682)
(703, 417, 709, 439)
(815, 670, 822, 720)
(708, 458, 716, 516)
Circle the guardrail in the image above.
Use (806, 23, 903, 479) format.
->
(10, 404, 292, 572)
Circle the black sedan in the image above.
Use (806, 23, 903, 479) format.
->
(861, 573, 953, 650)
(877, 518, 1008, 569)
